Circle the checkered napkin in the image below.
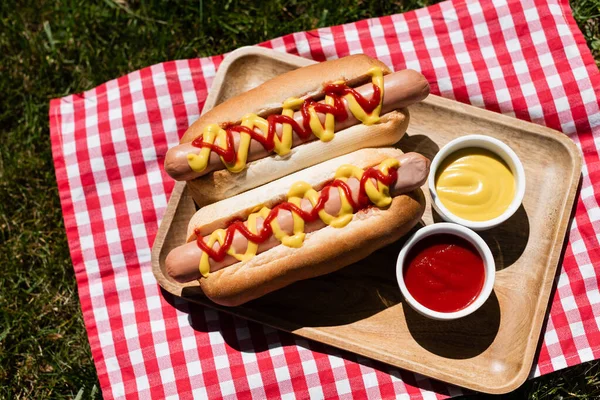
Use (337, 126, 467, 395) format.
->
(49, 0, 600, 398)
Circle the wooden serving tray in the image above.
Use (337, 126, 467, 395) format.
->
(151, 47, 582, 394)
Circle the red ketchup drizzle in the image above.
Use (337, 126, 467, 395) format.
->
(190, 82, 382, 163)
(403, 234, 485, 313)
(195, 164, 397, 262)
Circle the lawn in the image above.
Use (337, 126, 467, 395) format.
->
(1, 0, 599, 398)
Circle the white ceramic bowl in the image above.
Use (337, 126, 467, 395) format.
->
(428, 134, 526, 231)
(396, 223, 496, 320)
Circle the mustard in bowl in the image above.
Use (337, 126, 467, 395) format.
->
(428, 135, 526, 231)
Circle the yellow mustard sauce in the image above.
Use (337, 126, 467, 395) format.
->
(434, 148, 515, 222)
(187, 67, 385, 174)
(198, 158, 399, 277)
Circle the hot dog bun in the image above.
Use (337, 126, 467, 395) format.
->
(198, 192, 424, 307)
(168, 54, 429, 206)
(168, 148, 427, 307)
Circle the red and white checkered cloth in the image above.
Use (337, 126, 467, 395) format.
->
(49, 0, 600, 398)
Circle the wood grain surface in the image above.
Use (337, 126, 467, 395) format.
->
(151, 47, 582, 394)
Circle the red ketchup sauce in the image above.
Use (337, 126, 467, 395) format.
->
(195, 165, 397, 261)
(190, 82, 381, 164)
(403, 234, 485, 313)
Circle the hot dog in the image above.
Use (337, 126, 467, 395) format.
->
(164, 55, 429, 206)
(165, 148, 430, 306)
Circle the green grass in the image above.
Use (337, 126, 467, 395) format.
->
(0, 0, 598, 398)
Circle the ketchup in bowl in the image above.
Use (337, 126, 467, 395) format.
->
(403, 233, 485, 313)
